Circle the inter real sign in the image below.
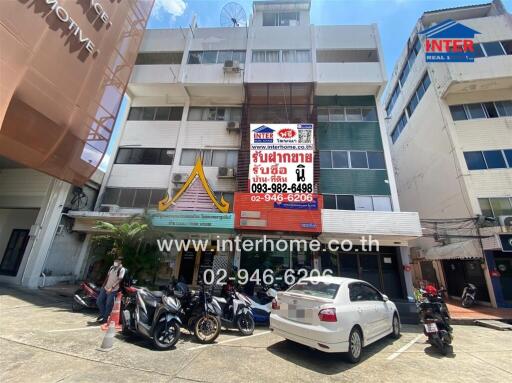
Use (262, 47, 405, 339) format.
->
(249, 124, 314, 194)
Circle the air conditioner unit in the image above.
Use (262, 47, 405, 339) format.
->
(172, 173, 187, 184)
(99, 204, 120, 213)
(499, 215, 512, 232)
(223, 60, 241, 73)
(226, 121, 240, 132)
(217, 167, 235, 178)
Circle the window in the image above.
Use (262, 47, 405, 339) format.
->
(135, 52, 183, 65)
(482, 41, 505, 56)
(373, 196, 393, 211)
(322, 194, 392, 211)
(102, 188, 167, 209)
(316, 107, 378, 122)
(187, 50, 246, 64)
(501, 40, 512, 55)
(332, 151, 349, 168)
(504, 150, 512, 167)
(466, 103, 486, 119)
(320, 151, 332, 168)
(337, 195, 355, 210)
(187, 107, 242, 121)
(483, 102, 499, 118)
(180, 149, 238, 167)
(479, 198, 512, 217)
(288, 281, 340, 299)
(483, 150, 507, 169)
(252, 50, 310, 63)
(450, 105, 468, 121)
(354, 196, 373, 211)
(464, 151, 487, 170)
(323, 194, 336, 210)
(263, 11, 299, 27)
(473, 43, 485, 58)
(406, 72, 430, 119)
(386, 85, 400, 116)
(367, 151, 386, 169)
(391, 112, 407, 143)
(464, 149, 512, 170)
(127, 106, 183, 121)
(349, 151, 368, 169)
(496, 101, 512, 117)
(349, 283, 382, 302)
(316, 49, 379, 63)
(115, 148, 174, 165)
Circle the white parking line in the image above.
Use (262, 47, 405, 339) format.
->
(188, 330, 271, 351)
(46, 327, 99, 333)
(386, 334, 423, 360)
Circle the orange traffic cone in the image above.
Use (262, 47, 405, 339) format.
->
(101, 291, 123, 331)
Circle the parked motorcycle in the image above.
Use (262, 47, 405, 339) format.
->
(461, 283, 477, 308)
(121, 286, 181, 350)
(418, 285, 453, 355)
(72, 281, 100, 311)
(168, 280, 222, 344)
(240, 284, 277, 324)
(213, 284, 255, 335)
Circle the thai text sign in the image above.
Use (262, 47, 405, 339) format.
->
(250, 124, 314, 194)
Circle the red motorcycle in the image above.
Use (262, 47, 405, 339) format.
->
(72, 281, 100, 312)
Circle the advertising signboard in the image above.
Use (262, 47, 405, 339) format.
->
(234, 192, 322, 233)
(249, 124, 314, 194)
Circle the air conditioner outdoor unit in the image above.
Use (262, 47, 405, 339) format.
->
(172, 173, 187, 184)
(223, 60, 241, 73)
(226, 121, 240, 132)
(218, 167, 235, 178)
(99, 204, 120, 213)
(499, 215, 512, 232)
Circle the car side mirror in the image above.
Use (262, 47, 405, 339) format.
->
(382, 294, 389, 302)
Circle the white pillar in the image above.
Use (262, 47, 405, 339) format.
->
(400, 246, 415, 301)
(21, 179, 71, 288)
(74, 233, 92, 280)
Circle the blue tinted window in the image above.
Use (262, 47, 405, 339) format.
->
(483, 150, 507, 169)
(464, 151, 486, 170)
(504, 150, 512, 167)
(482, 42, 505, 56)
(367, 151, 386, 169)
(473, 44, 485, 58)
(450, 105, 467, 121)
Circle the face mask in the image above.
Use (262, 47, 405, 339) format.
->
(114, 261, 120, 267)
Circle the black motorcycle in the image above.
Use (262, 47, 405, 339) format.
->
(213, 284, 255, 335)
(121, 286, 181, 350)
(169, 280, 222, 344)
(418, 286, 453, 355)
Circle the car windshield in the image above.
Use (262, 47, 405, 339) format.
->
(287, 281, 340, 299)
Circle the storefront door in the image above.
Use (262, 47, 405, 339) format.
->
(0, 229, 30, 276)
(495, 257, 512, 302)
(178, 250, 197, 284)
(442, 259, 490, 302)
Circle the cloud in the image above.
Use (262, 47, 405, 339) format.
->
(153, 0, 187, 20)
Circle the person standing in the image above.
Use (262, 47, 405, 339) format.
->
(96, 257, 126, 324)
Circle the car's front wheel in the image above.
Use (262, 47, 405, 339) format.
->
(345, 327, 363, 364)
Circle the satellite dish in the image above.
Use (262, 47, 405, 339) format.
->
(220, 2, 247, 27)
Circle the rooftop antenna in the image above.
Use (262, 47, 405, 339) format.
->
(220, 2, 247, 27)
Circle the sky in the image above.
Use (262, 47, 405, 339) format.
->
(99, 0, 511, 171)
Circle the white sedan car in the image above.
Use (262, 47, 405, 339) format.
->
(269, 276, 401, 363)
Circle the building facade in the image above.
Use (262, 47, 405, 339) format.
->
(76, 0, 421, 304)
(0, 1, 154, 287)
(383, 0, 512, 307)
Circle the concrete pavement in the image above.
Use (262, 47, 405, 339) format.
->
(1, 285, 511, 383)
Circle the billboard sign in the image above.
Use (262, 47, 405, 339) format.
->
(249, 123, 314, 194)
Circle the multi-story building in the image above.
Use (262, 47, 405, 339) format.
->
(0, 1, 153, 287)
(74, 0, 421, 308)
(383, 0, 512, 307)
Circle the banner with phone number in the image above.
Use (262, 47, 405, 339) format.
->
(249, 123, 314, 194)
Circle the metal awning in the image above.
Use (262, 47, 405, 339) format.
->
(423, 239, 483, 261)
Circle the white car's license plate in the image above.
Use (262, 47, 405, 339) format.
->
(424, 323, 438, 333)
